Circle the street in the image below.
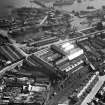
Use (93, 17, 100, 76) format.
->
(81, 75, 105, 105)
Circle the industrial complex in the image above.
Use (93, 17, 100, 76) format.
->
(0, 0, 105, 105)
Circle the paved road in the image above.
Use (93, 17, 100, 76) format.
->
(13, 43, 28, 57)
(77, 74, 98, 98)
(59, 75, 105, 105)
(81, 75, 105, 105)
(0, 29, 8, 37)
(0, 60, 23, 76)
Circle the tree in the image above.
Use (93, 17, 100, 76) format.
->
(68, 95, 78, 104)
(86, 15, 94, 26)
(96, 21, 103, 30)
(95, 10, 105, 20)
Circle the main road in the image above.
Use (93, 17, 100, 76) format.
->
(81, 75, 105, 105)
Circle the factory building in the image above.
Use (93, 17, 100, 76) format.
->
(27, 36, 59, 47)
(27, 41, 87, 80)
